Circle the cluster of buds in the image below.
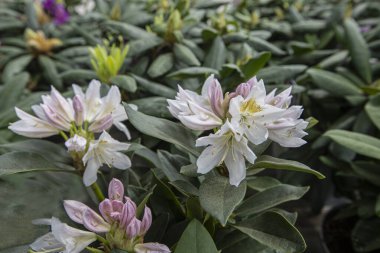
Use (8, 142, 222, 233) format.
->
(89, 39, 129, 83)
(25, 29, 62, 54)
(30, 179, 171, 253)
(9, 80, 132, 186)
(168, 75, 308, 186)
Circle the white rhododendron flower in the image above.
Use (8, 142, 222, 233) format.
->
(168, 75, 308, 186)
(82, 131, 131, 186)
(167, 75, 223, 130)
(9, 80, 131, 139)
(196, 120, 256, 186)
(30, 217, 96, 253)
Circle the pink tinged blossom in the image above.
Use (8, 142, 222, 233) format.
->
(108, 178, 125, 201)
(41, 103, 71, 130)
(207, 77, 225, 118)
(126, 218, 141, 239)
(234, 81, 253, 98)
(63, 200, 90, 224)
(265, 87, 292, 109)
(120, 197, 137, 228)
(140, 206, 152, 236)
(65, 135, 87, 152)
(73, 95, 85, 125)
(8, 107, 59, 138)
(82, 208, 111, 233)
(48, 86, 75, 123)
(134, 242, 171, 253)
(88, 114, 113, 132)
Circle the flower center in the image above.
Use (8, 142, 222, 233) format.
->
(240, 99, 261, 114)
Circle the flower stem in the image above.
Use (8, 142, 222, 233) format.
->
(91, 182, 105, 202)
(85, 247, 105, 253)
(59, 131, 69, 141)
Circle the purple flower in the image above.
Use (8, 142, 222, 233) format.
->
(42, 0, 70, 25)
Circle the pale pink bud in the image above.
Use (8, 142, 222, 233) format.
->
(120, 197, 137, 228)
(126, 217, 141, 239)
(65, 135, 87, 152)
(88, 115, 113, 132)
(73, 95, 85, 125)
(63, 200, 89, 224)
(208, 78, 225, 118)
(99, 199, 113, 222)
(82, 208, 111, 233)
(112, 200, 124, 213)
(139, 206, 152, 236)
(108, 178, 124, 201)
(41, 104, 71, 130)
(234, 82, 253, 98)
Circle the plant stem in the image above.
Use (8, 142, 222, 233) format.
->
(91, 181, 105, 202)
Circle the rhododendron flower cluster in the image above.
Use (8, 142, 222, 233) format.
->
(168, 75, 308, 186)
(9, 80, 131, 186)
(30, 179, 171, 253)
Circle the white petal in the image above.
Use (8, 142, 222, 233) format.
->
(51, 217, 96, 253)
(244, 123, 268, 145)
(196, 145, 226, 174)
(30, 232, 65, 252)
(224, 150, 246, 187)
(83, 158, 100, 186)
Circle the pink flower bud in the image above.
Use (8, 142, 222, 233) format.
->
(99, 199, 113, 222)
(126, 217, 141, 239)
(234, 82, 253, 98)
(139, 206, 152, 236)
(208, 78, 224, 118)
(63, 200, 89, 224)
(108, 178, 124, 201)
(120, 197, 137, 228)
(73, 95, 85, 125)
(88, 114, 113, 132)
(135, 243, 171, 253)
(41, 104, 71, 130)
(82, 208, 111, 233)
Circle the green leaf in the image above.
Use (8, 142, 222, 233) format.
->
(174, 44, 201, 67)
(128, 36, 163, 57)
(0, 152, 73, 177)
(324, 130, 380, 160)
(344, 18, 372, 84)
(124, 104, 199, 156)
(148, 53, 174, 78)
(136, 185, 156, 218)
(110, 75, 137, 93)
(235, 211, 306, 252)
(157, 150, 189, 182)
(257, 65, 307, 83)
(247, 177, 281, 191)
(105, 20, 152, 39)
(241, 52, 271, 79)
(38, 56, 63, 89)
(248, 37, 285, 56)
(167, 67, 218, 80)
(236, 184, 309, 217)
(352, 218, 380, 252)
(249, 155, 325, 179)
(174, 219, 219, 253)
(292, 20, 326, 32)
(0, 140, 71, 164)
(2, 55, 32, 83)
(130, 97, 172, 118)
(199, 176, 246, 226)
(352, 161, 380, 187)
(307, 68, 363, 96)
(0, 172, 89, 249)
(0, 72, 29, 109)
(204, 36, 226, 70)
(365, 94, 380, 130)
(131, 74, 177, 98)
(60, 69, 98, 82)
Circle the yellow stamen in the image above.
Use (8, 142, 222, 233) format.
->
(240, 99, 262, 114)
